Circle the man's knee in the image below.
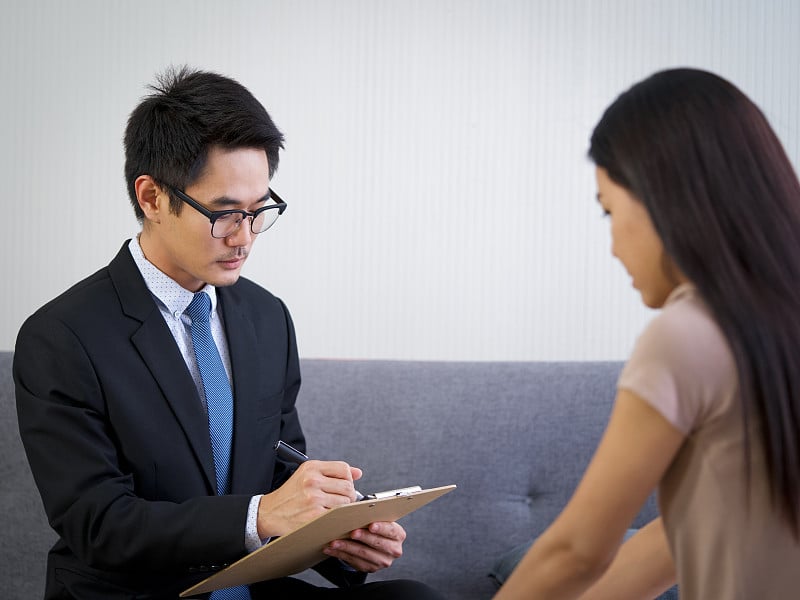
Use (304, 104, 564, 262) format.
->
(356, 579, 446, 600)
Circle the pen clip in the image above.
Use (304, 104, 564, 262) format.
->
(274, 440, 309, 463)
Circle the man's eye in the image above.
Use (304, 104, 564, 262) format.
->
(216, 213, 240, 222)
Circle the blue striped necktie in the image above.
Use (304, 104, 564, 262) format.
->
(185, 292, 251, 600)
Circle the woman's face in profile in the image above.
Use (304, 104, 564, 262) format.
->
(595, 167, 682, 308)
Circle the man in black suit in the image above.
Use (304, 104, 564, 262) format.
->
(14, 67, 444, 600)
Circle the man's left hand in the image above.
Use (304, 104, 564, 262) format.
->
(322, 521, 406, 573)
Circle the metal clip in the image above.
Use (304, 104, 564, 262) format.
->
(364, 485, 422, 500)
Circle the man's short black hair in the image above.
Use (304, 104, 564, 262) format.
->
(124, 66, 285, 219)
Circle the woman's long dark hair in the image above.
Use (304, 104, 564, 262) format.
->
(589, 68, 800, 537)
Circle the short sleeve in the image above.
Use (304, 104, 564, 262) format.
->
(618, 287, 736, 435)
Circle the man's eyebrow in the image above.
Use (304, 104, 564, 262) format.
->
(207, 192, 271, 209)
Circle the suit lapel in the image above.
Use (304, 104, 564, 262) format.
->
(108, 244, 217, 493)
(218, 286, 263, 493)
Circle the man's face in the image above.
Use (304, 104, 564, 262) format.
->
(142, 146, 271, 292)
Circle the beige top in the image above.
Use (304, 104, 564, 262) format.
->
(618, 283, 800, 599)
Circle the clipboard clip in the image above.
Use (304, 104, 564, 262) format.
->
(363, 485, 423, 500)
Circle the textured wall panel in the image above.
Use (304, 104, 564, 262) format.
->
(1, 0, 798, 360)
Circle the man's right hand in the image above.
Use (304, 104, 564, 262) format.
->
(256, 460, 363, 538)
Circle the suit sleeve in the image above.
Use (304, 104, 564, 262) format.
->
(14, 312, 251, 573)
(268, 297, 305, 491)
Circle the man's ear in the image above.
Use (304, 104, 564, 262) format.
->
(135, 175, 164, 223)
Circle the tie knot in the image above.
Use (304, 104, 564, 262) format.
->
(185, 292, 212, 324)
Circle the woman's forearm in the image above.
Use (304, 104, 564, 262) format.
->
(494, 532, 611, 599)
(579, 518, 676, 600)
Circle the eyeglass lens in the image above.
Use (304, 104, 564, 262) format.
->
(211, 208, 280, 238)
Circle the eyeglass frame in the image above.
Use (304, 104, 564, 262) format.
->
(168, 186, 287, 238)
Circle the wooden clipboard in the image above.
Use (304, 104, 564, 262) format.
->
(181, 484, 456, 597)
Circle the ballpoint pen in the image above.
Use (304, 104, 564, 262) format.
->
(273, 440, 366, 501)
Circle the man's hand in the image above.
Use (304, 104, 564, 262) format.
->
(257, 460, 362, 538)
(322, 521, 407, 573)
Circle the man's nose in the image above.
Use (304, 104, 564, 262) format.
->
(226, 217, 253, 245)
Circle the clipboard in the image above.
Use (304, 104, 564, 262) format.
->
(181, 484, 456, 597)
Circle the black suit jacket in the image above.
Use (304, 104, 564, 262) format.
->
(14, 243, 360, 599)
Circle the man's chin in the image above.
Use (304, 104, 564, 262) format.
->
(207, 269, 243, 288)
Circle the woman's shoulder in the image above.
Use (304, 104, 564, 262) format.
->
(639, 284, 728, 365)
(620, 283, 738, 432)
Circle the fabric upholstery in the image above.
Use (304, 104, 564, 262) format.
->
(293, 359, 658, 598)
(2, 352, 660, 599)
(0, 351, 57, 597)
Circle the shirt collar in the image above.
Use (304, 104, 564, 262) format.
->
(127, 235, 219, 317)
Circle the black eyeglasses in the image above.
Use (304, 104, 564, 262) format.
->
(169, 187, 287, 238)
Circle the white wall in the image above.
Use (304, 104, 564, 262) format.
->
(2, 0, 798, 360)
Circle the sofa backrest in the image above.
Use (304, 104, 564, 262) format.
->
(1, 351, 56, 598)
(3, 352, 647, 599)
(295, 359, 652, 598)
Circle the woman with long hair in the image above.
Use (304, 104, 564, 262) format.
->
(495, 68, 800, 599)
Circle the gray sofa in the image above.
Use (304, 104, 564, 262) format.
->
(1, 351, 660, 599)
